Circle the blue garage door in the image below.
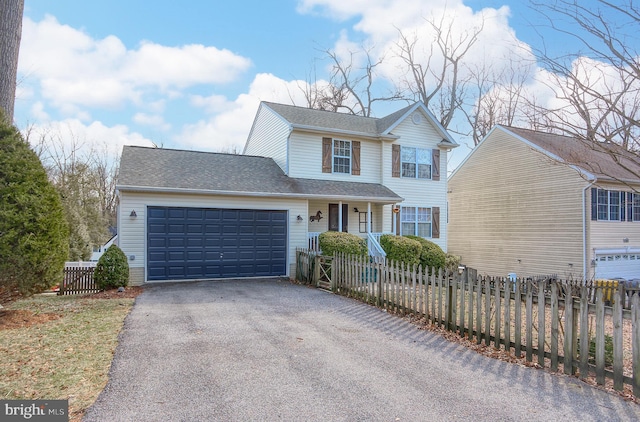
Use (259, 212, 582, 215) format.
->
(147, 207, 287, 281)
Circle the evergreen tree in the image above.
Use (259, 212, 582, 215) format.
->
(0, 118, 69, 296)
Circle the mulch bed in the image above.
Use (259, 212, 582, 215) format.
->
(82, 286, 145, 300)
(0, 309, 62, 330)
(0, 286, 144, 331)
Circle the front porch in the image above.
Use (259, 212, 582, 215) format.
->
(308, 231, 390, 258)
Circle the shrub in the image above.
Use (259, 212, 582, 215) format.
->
(94, 245, 129, 290)
(445, 253, 462, 275)
(379, 234, 420, 266)
(405, 235, 446, 273)
(318, 231, 367, 257)
(0, 119, 69, 296)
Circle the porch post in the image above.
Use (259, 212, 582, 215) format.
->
(392, 205, 396, 234)
(367, 202, 372, 233)
(338, 201, 343, 232)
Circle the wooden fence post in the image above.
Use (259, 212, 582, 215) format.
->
(613, 285, 624, 390)
(579, 286, 590, 380)
(563, 292, 575, 375)
(632, 293, 640, 397)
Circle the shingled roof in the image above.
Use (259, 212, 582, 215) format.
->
(261, 101, 457, 146)
(117, 146, 403, 202)
(502, 126, 640, 183)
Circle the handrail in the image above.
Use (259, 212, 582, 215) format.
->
(367, 232, 386, 258)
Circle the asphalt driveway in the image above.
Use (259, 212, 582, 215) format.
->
(84, 279, 640, 421)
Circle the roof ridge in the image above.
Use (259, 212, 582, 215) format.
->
(122, 145, 271, 159)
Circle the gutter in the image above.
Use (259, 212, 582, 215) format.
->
(583, 179, 597, 283)
(116, 184, 403, 204)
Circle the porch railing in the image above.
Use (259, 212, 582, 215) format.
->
(307, 232, 389, 258)
(367, 232, 387, 258)
(308, 232, 322, 252)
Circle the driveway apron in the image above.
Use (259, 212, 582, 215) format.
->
(84, 279, 640, 421)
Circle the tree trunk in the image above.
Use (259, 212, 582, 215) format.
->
(0, 0, 25, 123)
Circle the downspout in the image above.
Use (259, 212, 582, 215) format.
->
(583, 180, 597, 284)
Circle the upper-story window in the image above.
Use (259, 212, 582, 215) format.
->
(401, 147, 432, 179)
(392, 144, 440, 181)
(322, 137, 361, 175)
(333, 139, 351, 173)
(591, 188, 640, 222)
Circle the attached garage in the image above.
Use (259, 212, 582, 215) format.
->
(147, 206, 287, 281)
(594, 249, 640, 280)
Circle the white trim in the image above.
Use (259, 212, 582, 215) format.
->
(293, 124, 398, 141)
(450, 125, 598, 181)
(116, 185, 403, 204)
(382, 102, 458, 146)
(594, 247, 640, 255)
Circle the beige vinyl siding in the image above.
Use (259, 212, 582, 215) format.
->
(448, 130, 587, 278)
(119, 190, 307, 285)
(288, 131, 382, 183)
(588, 181, 640, 276)
(244, 105, 291, 173)
(382, 115, 449, 251)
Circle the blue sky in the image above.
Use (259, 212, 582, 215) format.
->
(15, 0, 608, 170)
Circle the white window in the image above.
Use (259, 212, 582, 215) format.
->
(401, 147, 431, 179)
(333, 139, 351, 174)
(401, 206, 432, 237)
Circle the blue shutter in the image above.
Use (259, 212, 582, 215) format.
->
(621, 191, 626, 221)
(628, 192, 634, 221)
(591, 188, 598, 220)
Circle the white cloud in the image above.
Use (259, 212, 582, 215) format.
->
(178, 73, 319, 152)
(133, 113, 171, 131)
(18, 15, 253, 112)
(26, 119, 157, 161)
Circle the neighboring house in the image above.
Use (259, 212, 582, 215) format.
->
(89, 234, 118, 262)
(117, 101, 458, 285)
(448, 125, 640, 281)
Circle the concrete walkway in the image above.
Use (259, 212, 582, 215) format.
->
(84, 279, 640, 421)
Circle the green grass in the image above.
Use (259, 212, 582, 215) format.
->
(0, 295, 135, 421)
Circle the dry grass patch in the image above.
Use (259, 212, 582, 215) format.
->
(0, 293, 138, 421)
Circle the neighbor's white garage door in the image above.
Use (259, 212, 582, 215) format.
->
(594, 253, 640, 280)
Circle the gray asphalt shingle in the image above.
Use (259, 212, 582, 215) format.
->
(117, 146, 402, 202)
(505, 126, 640, 182)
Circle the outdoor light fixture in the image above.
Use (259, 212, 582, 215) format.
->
(297, 215, 303, 221)
(130, 210, 137, 218)
(353, 207, 359, 213)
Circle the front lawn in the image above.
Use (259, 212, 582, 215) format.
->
(0, 290, 140, 421)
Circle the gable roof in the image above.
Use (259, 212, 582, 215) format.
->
(501, 126, 640, 183)
(451, 125, 640, 184)
(117, 146, 403, 203)
(261, 101, 458, 146)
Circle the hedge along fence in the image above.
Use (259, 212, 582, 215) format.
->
(295, 250, 640, 397)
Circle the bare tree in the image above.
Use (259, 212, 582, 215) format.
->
(0, 0, 24, 122)
(321, 46, 404, 117)
(34, 128, 117, 259)
(529, 0, 640, 150)
(465, 58, 532, 145)
(395, 13, 485, 130)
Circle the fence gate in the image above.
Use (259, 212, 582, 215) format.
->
(315, 255, 332, 290)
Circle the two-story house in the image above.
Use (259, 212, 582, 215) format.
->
(448, 125, 640, 281)
(116, 101, 457, 285)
